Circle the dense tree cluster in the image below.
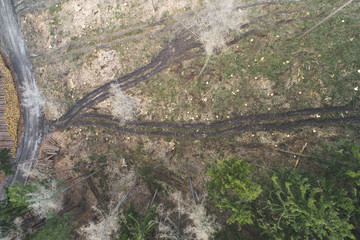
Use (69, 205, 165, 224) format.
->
(206, 142, 360, 239)
(0, 148, 13, 176)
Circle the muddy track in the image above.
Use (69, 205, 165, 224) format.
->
(31, 23, 168, 65)
(27, 0, 304, 63)
(51, 28, 203, 129)
(72, 113, 360, 138)
(51, 3, 300, 130)
(14, 0, 60, 13)
(73, 105, 360, 138)
(80, 105, 360, 130)
(50, 4, 339, 135)
(51, 28, 265, 129)
(30, 9, 198, 64)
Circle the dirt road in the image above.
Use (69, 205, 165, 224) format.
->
(74, 106, 360, 138)
(0, 0, 44, 199)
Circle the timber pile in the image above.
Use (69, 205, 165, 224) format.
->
(44, 137, 60, 157)
(0, 54, 20, 153)
(0, 73, 14, 149)
(36, 137, 60, 173)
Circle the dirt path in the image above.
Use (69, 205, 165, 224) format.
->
(50, 7, 300, 130)
(50, 6, 360, 136)
(72, 106, 360, 138)
(51, 28, 203, 129)
(13, 0, 60, 13)
(73, 115, 360, 138)
(31, 23, 167, 64)
(0, 0, 44, 199)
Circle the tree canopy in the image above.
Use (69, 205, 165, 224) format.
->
(28, 213, 76, 240)
(0, 148, 13, 176)
(256, 168, 355, 240)
(206, 157, 262, 228)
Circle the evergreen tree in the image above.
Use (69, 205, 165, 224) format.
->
(206, 157, 262, 229)
(0, 148, 13, 176)
(314, 142, 360, 237)
(117, 204, 157, 240)
(256, 168, 355, 240)
(0, 197, 27, 238)
(8, 179, 63, 218)
(28, 213, 76, 240)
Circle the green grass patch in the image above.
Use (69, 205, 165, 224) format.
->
(48, 3, 62, 14)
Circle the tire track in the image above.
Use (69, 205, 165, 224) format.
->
(31, 24, 166, 65)
(51, 7, 322, 130)
(80, 106, 360, 130)
(51, 25, 260, 130)
(72, 114, 360, 138)
(51, 28, 203, 129)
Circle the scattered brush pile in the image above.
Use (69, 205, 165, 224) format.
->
(80, 207, 120, 240)
(157, 191, 220, 240)
(192, 0, 247, 56)
(0, 54, 20, 154)
(110, 84, 137, 124)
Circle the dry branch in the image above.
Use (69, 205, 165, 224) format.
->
(50, 163, 90, 174)
(62, 167, 104, 192)
(189, 177, 197, 207)
(112, 183, 137, 214)
(294, 143, 308, 168)
(299, 0, 354, 39)
(278, 149, 312, 158)
(147, 188, 159, 210)
(177, 196, 181, 237)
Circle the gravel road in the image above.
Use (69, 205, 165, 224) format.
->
(0, 0, 44, 199)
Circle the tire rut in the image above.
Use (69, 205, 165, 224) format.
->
(50, 7, 340, 133)
(51, 28, 202, 129)
(51, 8, 295, 130)
(72, 114, 360, 138)
(80, 106, 360, 130)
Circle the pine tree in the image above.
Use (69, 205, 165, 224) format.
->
(206, 157, 261, 229)
(0, 148, 13, 176)
(256, 168, 355, 240)
(29, 213, 76, 240)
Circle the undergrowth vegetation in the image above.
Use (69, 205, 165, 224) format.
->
(0, 148, 13, 176)
(8, 179, 64, 219)
(27, 213, 77, 240)
(117, 204, 157, 240)
(207, 141, 360, 239)
(110, 84, 137, 124)
(207, 158, 261, 228)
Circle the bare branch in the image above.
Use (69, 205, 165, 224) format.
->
(146, 188, 159, 210)
(278, 149, 312, 158)
(235, 0, 303, 10)
(151, 0, 157, 12)
(113, 183, 137, 214)
(177, 196, 181, 237)
(151, 188, 158, 206)
(50, 163, 90, 174)
(299, 0, 354, 39)
(62, 167, 104, 192)
(189, 177, 197, 207)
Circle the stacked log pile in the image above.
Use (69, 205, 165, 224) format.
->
(0, 54, 20, 153)
(36, 137, 60, 173)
